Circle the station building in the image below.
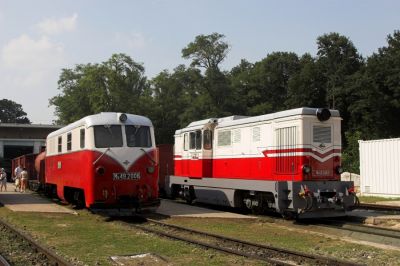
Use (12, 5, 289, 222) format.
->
(0, 123, 61, 176)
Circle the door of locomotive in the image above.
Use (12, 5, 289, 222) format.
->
(187, 127, 213, 178)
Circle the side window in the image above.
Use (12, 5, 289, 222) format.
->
(183, 133, 189, 151)
(67, 133, 72, 151)
(203, 130, 212, 150)
(195, 130, 201, 149)
(189, 130, 202, 150)
(217, 130, 231, 147)
(58, 136, 62, 153)
(80, 129, 85, 149)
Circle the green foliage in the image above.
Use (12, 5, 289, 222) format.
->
(181, 32, 229, 70)
(341, 131, 362, 174)
(49, 30, 400, 172)
(50, 54, 149, 124)
(0, 99, 30, 124)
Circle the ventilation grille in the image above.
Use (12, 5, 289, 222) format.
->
(275, 126, 298, 174)
(313, 126, 331, 143)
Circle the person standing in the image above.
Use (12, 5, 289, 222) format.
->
(20, 168, 28, 193)
(0, 168, 7, 192)
(14, 165, 22, 192)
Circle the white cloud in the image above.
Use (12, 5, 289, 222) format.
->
(1, 34, 65, 72)
(114, 32, 147, 50)
(0, 34, 66, 124)
(36, 13, 78, 35)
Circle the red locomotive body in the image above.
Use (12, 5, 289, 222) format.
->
(167, 108, 357, 218)
(42, 112, 159, 214)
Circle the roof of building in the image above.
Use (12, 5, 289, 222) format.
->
(0, 123, 61, 129)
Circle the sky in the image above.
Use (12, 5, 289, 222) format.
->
(0, 0, 399, 124)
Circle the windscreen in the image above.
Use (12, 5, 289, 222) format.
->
(94, 125, 123, 148)
(125, 125, 152, 147)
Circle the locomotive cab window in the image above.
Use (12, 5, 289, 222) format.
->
(80, 129, 85, 149)
(313, 126, 332, 144)
(125, 125, 152, 147)
(203, 130, 212, 150)
(94, 125, 123, 148)
(67, 133, 72, 151)
(189, 130, 202, 150)
(58, 136, 62, 153)
(183, 133, 189, 151)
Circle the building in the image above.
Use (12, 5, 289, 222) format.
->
(0, 123, 61, 177)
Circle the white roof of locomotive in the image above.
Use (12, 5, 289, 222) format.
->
(175, 108, 340, 134)
(48, 112, 152, 138)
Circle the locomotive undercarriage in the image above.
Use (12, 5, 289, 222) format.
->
(167, 175, 358, 219)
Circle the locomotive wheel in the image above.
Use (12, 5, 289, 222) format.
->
(74, 191, 85, 209)
(184, 186, 196, 205)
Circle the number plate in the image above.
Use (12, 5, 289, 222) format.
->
(112, 172, 141, 180)
(314, 169, 330, 176)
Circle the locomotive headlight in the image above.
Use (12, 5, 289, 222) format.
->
(119, 113, 127, 122)
(147, 166, 155, 174)
(96, 166, 105, 176)
(336, 166, 344, 175)
(302, 165, 311, 174)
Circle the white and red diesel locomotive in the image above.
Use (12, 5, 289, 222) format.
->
(44, 112, 160, 214)
(165, 107, 357, 218)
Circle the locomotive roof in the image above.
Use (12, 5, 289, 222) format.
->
(47, 112, 152, 138)
(175, 108, 340, 134)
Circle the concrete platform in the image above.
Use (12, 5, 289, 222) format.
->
(0, 183, 76, 214)
(156, 199, 255, 219)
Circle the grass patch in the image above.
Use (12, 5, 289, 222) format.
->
(168, 217, 400, 266)
(0, 207, 261, 265)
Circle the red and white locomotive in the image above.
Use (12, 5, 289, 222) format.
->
(166, 108, 357, 218)
(44, 112, 160, 214)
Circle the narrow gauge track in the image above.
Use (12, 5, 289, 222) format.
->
(0, 218, 72, 266)
(358, 203, 400, 212)
(310, 218, 400, 247)
(130, 218, 362, 266)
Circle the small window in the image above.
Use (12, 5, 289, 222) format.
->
(218, 130, 231, 147)
(252, 127, 261, 142)
(189, 130, 202, 150)
(58, 136, 62, 153)
(80, 129, 85, 149)
(67, 133, 72, 151)
(183, 133, 189, 151)
(203, 130, 212, 150)
(195, 130, 201, 149)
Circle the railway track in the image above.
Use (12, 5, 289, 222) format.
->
(0, 218, 72, 266)
(130, 218, 362, 266)
(301, 218, 400, 247)
(358, 203, 400, 212)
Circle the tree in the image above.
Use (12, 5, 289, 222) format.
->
(285, 54, 327, 108)
(182, 33, 234, 117)
(182, 33, 230, 70)
(0, 99, 30, 123)
(316, 33, 363, 110)
(151, 65, 205, 143)
(50, 54, 150, 124)
(244, 52, 301, 115)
